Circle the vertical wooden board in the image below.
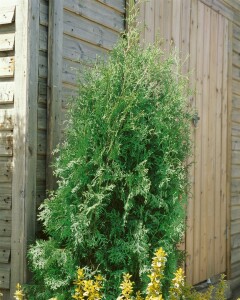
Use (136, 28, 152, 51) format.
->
(47, 0, 63, 189)
(162, 0, 172, 54)
(214, 14, 224, 276)
(220, 18, 229, 275)
(11, 0, 39, 295)
(0, 34, 15, 51)
(0, 82, 14, 104)
(193, 1, 204, 284)
(207, 8, 218, 279)
(0, 57, 14, 78)
(154, 0, 163, 42)
(144, 0, 155, 44)
(0, 132, 13, 156)
(199, 4, 210, 282)
(228, 21, 233, 279)
(0, 6, 15, 25)
(186, 0, 198, 284)
(171, 0, 181, 53)
(180, 0, 191, 75)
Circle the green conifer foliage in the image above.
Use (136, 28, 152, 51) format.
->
(28, 16, 192, 300)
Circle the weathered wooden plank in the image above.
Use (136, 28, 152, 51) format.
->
(63, 34, 108, 63)
(199, 4, 211, 281)
(96, 0, 125, 13)
(0, 57, 14, 78)
(0, 161, 12, 183)
(37, 158, 46, 181)
(233, 94, 240, 109)
(64, 0, 124, 33)
(144, 0, 155, 44)
(39, 24, 48, 51)
(232, 66, 240, 81)
(0, 109, 14, 130)
(232, 108, 240, 124)
(47, 0, 63, 189)
(0, 237, 10, 249)
(232, 136, 240, 150)
(233, 79, 240, 96)
(232, 178, 240, 194)
(232, 121, 240, 136)
(231, 207, 240, 221)
(225, 18, 232, 280)
(233, 51, 240, 69)
(37, 107, 47, 130)
(38, 80, 47, 104)
(232, 150, 240, 165)
(62, 58, 81, 86)
(231, 261, 240, 279)
(39, 51, 48, 79)
(193, 0, 204, 284)
(63, 10, 119, 50)
(231, 246, 240, 264)
(233, 24, 240, 41)
(0, 132, 13, 156)
(232, 233, 240, 249)
(0, 250, 10, 264)
(0, 184, 11, 210)
(232, 164, 240, 178)
(0, 82, 14, 104)
(0, 210, 11, 237)
(233, 37, 240, 53)
(37, 130, 47, 155)
(0, 34, 15, 52)
(231, 220, 240, 235)
(40, 0, 49, 26)
(231, 194, 240, 206)
(0, 6, 15, 25)
(0, 264, 10, 289)
(62, 84, 77, 109)
(186, 0, 197, 284)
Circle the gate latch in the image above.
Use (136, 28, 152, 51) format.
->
(192, 112, 200, 127)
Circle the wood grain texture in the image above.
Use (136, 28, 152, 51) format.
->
(63, 0, 124, 33)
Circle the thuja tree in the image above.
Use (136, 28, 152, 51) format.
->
(28, 18, 192, 300)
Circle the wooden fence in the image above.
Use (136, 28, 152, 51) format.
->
(0, 0, 240, 298)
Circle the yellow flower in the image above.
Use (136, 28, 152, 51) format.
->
(118, 273, 134, 300)
(146, 248, 166, 299)
(14, 283, 24, 300)
(169, 268, 185, 300)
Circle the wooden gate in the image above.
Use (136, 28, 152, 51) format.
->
(140, 0, 230, 285)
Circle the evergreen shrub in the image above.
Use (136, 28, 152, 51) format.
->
(28, 12, 192, 300)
